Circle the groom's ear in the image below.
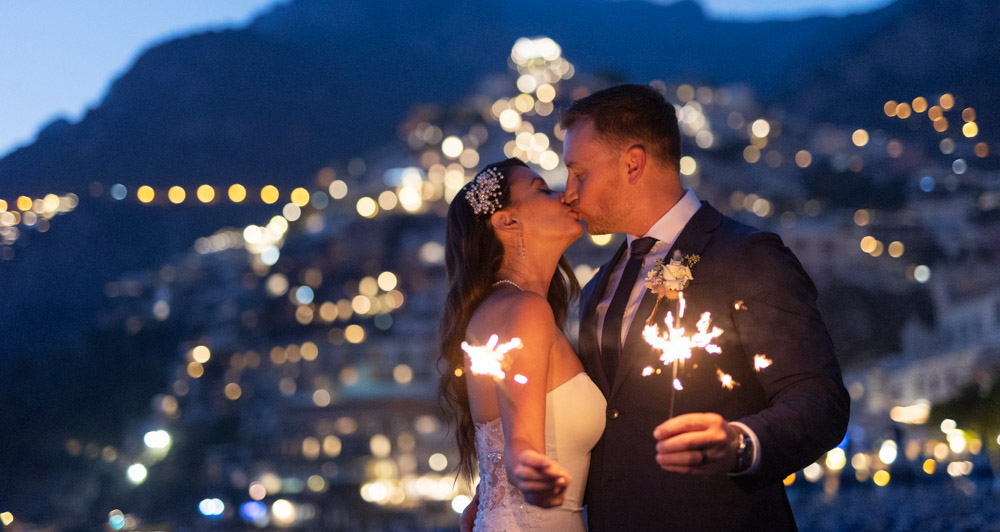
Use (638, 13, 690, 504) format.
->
(623, 144, 647, 185)
(490, 210, 521, 234)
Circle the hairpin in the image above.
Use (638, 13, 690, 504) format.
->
(465, 167, 503, 215)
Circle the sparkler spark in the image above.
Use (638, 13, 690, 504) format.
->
(460, 334, 523, 381)
(717, 369, 738, 390)
(754, 354, 773, 372)
(642, 311, 724, 366)
(642, 366, 654, 377)
(673, 378, 683, 390)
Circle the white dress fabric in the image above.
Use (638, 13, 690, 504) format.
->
(473, 372, 607, 531)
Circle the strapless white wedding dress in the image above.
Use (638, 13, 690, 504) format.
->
(473, 372, 607, 531)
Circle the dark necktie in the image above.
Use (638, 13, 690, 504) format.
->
(601, 236, 658, 385)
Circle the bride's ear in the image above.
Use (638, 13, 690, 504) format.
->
(490, 210, 521, 235)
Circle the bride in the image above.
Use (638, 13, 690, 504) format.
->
(439, 158, 606, 531)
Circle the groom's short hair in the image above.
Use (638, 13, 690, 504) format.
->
(560, 84, 681, 170)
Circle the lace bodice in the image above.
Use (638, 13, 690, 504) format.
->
(472, 373, 606, 532)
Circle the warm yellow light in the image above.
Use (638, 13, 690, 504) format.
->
(883, 100, 897, 117)
(356, 197, 378, 218)
(679, 156, 697, 176)
(1, 512, 13, 526)
(934, 117, 948, 132)
(743, 145, 760, 164)
(590, 234, 613, 246)
(498, 109, 521, 131)
(191, 345, 211, 363)
(939, 93, 954, 110)
(975, 142, 989, 158)
(750, 119, 770, 138)
(825, 448, 846, 471)
(351, 295, 372, 315)
(187, 361, 204, 378)
(0, 199, 6, 212)
(301, 341, 318, 361)
(872, 470, 890, 486)
(539, 150, 559, 170)
(927, 105, 943, 121)
(429, 453, 448, 471)
(168, 186, 186, 204)
(887, 140, 903, 158)
(852, 129, 869, 147)
(514, 93, 535, 113)
(228, 184, 247, 203)
(329, 180, 349, 200)
(393, 364, 413, 384)
(224, 383, 242, 400)
(794, 150, 812, 168)
(888, 241, 904, 258)
(536, 83, 556, 103)
(312, 389, 331, 407)
(377, 271, 398, 291)
(676, 84, 694, 102)
(860, 236, 877, 253)
(870, 240, 884, 257)
(922, 458, 936, 475)
(962, 107, 975, 122)
(197, 185, 215, 203)
(962, 122, 978, 138)
(261, 185, 279, 204)
(370, 434, 391, 457)
(323, 435, 342, 457)
(137, 185, 155, 203)
(911, 97, 927, 113)
(17, 196, 32, 211)
(345, 324, 365, 344)
(895, 102, 912, 119)
(853, 209, 870, 226)
(289, 187, 309, 207)
(782, 472, 795, 486)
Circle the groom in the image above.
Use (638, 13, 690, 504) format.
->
(549, 84, 850, 530)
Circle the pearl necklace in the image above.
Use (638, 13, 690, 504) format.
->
(492, 279, 524, 291)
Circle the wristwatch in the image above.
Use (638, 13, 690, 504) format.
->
(732, 430, 754, 474)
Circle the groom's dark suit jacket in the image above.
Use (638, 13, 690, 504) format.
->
(579, 202, 850, 531)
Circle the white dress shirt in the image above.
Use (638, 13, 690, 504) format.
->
(595, 188, 702, 349)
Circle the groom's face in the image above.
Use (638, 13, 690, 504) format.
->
(563, 120, 627, 235)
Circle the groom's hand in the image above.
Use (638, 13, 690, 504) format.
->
(652, 413, 740, 475)
(511, 449, 570, 507)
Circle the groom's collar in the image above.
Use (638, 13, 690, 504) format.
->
(625, 188, 701, 249)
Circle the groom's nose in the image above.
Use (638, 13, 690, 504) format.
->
(564, 177, 579, 204)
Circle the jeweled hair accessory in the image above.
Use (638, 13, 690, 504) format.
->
(465, 166, 504, 215)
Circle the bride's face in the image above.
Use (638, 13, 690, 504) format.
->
(505, 166, 583, 249)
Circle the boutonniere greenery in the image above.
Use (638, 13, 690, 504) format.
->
(644, 250, 700, 324)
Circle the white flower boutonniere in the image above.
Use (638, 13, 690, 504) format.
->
(644, 250, 700, 324)
(645, 250, 699, 299)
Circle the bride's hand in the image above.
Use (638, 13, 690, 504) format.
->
(511, 449, 571, 508)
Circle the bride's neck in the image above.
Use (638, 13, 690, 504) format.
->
(496, 252, 558, 297)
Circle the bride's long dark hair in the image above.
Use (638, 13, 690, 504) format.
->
(438, 158, 580, 484)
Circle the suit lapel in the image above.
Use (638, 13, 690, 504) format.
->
(579, 241, 627, 396)
(610, 203, 723, 398)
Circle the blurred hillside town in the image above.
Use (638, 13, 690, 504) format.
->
(1, 32, 998, 531)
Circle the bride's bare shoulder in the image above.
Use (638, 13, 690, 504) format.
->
(466, 290, 555, 346)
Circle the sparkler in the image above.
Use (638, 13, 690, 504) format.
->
(641, 294, 724, 417)
(460, 334, 525, 383)
(753, 354, 772, 372)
